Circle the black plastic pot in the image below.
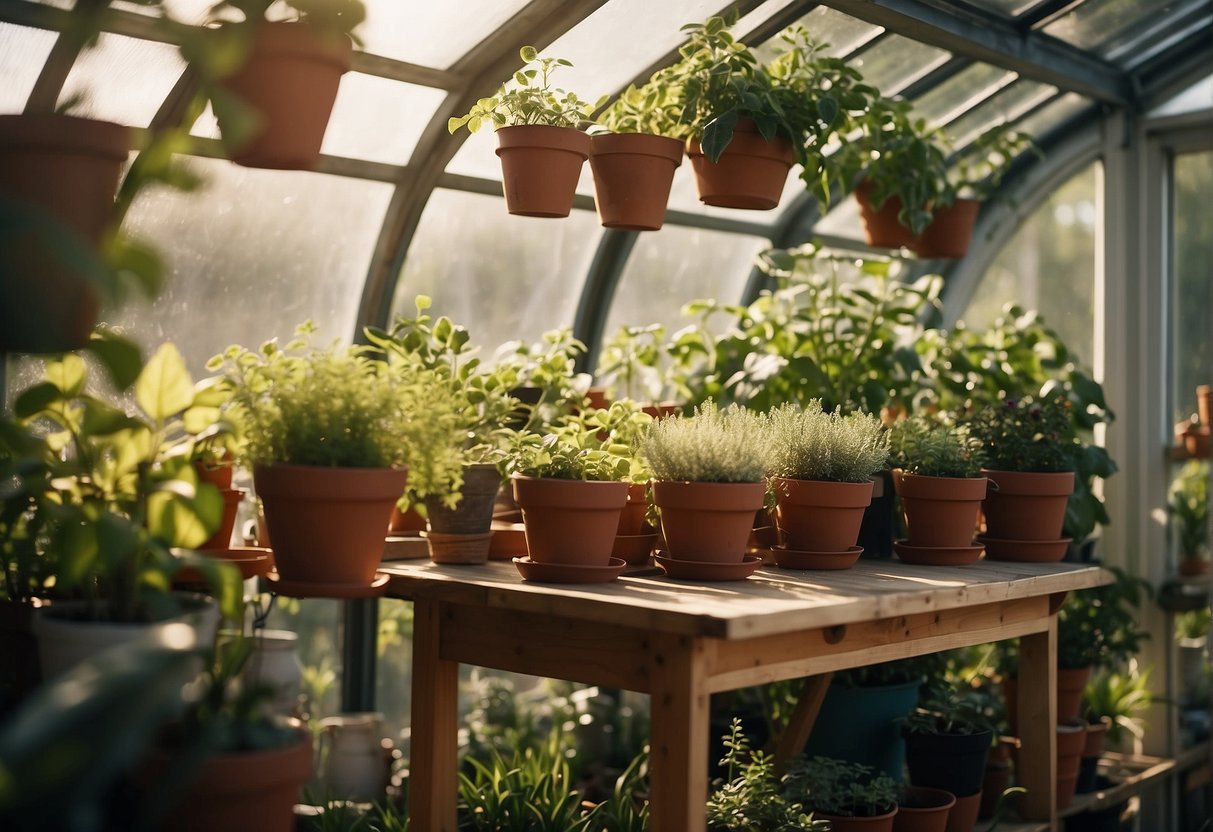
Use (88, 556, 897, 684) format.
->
(857, 469, 896, 558)
(1076, 754, 1100, 794)
(903, 726, 993, 797)
(1063, 778, 1129, 832)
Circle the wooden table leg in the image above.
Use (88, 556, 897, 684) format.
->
(648, 634, 710, 832)
(1018, 619, 1058, 825)
(409, 599, 459, 832)
(773, 672, 834, 772)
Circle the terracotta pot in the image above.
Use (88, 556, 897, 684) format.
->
(1179, 557, 1210, 576)
(617, 482, 650, 536)
(894, 786, 955, 832)
(425, 530, 493, 565)
(1180, 424, 1211, 458)
(1002, 665, 1091, 734)
(981, 469, 1074, 541)
(945, 791, 982, 832)
(772, 477, 874, 552)
(495, 125, 591, 217)
(978, 736, 1019, 820)
(144, 727, 313, 832)
(1198, 385, 1211, 427)
(425, 463, 502, 536)
(1083, 717, 1110, 759)
(1056, 720, 1087, 810)
(651, 480, 767, 563)
(641, 401, 682, 419)
(855, 181, 917, 250)
(589, 132, 683, 230)
(201, 488, 246, 551)
(0, 114, 129, 352)
(913, 198, 980, 259)
(892, 471, 988, 548)
(511, 476, 628, 566)
(817, 809, 898, 832)
(388, 504, 427, 534)
(253, 463, 407, 588)
(687, 119, 795, 210)
(193, 459, 235, 491)
(218, 22, 352, 169)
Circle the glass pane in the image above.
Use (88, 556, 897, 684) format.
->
(1014, 92, 1091, 138)
(813, 190, 865, 241)
(116, 0, 211, 24)
(390, 189, 601, 354)
(945, 80, 1057, 149)
(912, 63, 1016, 128)
(1043, 0, 1175, 50)
(963, 0, 1036, 15)
(60, 33, 186, 127)
(110, 158, 393, 373)
(1150, 73, 1213, 117)
(755, 5, 882, 60)
(733, 0, 801, 38)
(853, 36, 950, 96)
(964, 163, 1098, 366)
(1171, 150, 1212, 422)
(0, 24, 56, 112)
(360, 0, 530, 68)
(322, 75, 446, 165)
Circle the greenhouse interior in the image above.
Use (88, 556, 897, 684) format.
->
(0, 0, 1211, 830)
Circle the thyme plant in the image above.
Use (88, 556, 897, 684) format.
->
(765, 400, 889, 483)
(783, 756, 899, 818)
(887, 415, 986, 478)
(641, 402, 767, 483)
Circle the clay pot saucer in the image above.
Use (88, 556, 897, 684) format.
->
(978, 536, 1071, 563)
(654, 553, 763, 582)
(612, 530, 658, 565)
(263, 570, 390, 599)
(773, 544, 863, 570)
(512, 556, 626, 584)
(893, 539, 985, 566)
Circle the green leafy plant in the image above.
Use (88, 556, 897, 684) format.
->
(508, 432, 629, 483)
(706, 719, 825, 831)
(1175, 607, 1210, 641)
(206, 0, 367, 38)
(944, 125, 1037, 202)
(783, 755, 898, 818)
(493, 327, 591, 434)
(965, 394, 1077, 473)
(1167, 459, 1209, 560)
(641, 402, 767, 483)
(1057, 567, 1152, 671)
(448, 46, 605, 134)
(595, 84, 685, 137)
(594, 324, 678, 404)
(765, 400, 889, 483)
(888, 415, 986, 478)
(1082, 667, 1152, 747)
(901, 681, 996, 737)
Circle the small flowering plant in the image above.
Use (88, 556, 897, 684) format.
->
(966, 394, 1077, 473)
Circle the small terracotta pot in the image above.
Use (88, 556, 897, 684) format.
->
(512, 476, 628, 566)
(1083, 717, 1110, 759)
(772, 477, 874, 552)
(892, 471, 988, 548)
(388, 504, 427, 534)
(894, 786, 955, 832)
(617, 482, 650, 536)
(1002, 665, 1091, 734)
(218, 22, 352, 169)
(200, 487, 246, 551)
(651, 480, 767, 563)
(687, 119, 795, 210)
(979, 736, 1020, 819)
(253, 463, 407, 588)
(1198, 385, 1211, 427)
(1179, 557, 1210, 576)
(913, 198, 980, 259)
(981, 469, 1074, 541)
(816, 808, 898, 832)
(1056, 720, 1087, 810)
(855, 181, 917, 250)
(425, 463, 502, 536)
(496, 125, 591, 217)
(589, 132, 683, 230)
(193, 459, 235, 491)
(945, 791, 982, 832)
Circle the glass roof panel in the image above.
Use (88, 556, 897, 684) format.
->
(911, 62, 1016, 127)
(959, 0, 1035, 15)
(944, 80, 1057, 148)
(1150, 72, 1213, 116)
(358, 0, 530, 68)
(813, 190, 866, 243)
(1013, 91, 1092, 138)
(390, 189, 601, 354)
(852, 35, 950, 96)
(111, 158, 393, 374)
(753, 5, 883, 61)
(733, 0, 801, 38)
(1042, 0, 1177, 50)
(0, 24, 56, 112)
(321, 75, 446, 166)
(59, 33, 186, 127)
(114, 0, 211, 25)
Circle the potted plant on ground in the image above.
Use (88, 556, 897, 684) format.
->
(784, 756, 900, 832)
(1077, 667, 1152, 794)
(640, 402, 768, 579)
(765, 400, 889, 569)
(190, 0, 366, 170)
(210, 322, 464, 596)
(1167, 459, 1209, 576)
(887, 415, 988, 565)
(893, 785, 955, 832)
(448, 47, 605, 217)
(591, 87, 685, 231)
(966, 394, 1077, 562)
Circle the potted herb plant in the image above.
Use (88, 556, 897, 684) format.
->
(765, 400, 889, 568)
(448, 47, 604, 217)
(210, 322, 464, 595)
(591, 87, 685, 231)
(640, 402, 768, 579)
(784, 756, 900, 832)
(1167, 459, 1209, 576)
(887, 415, 988, 565)
(966, 394, 1077, 562)
(193, 0, 366, 170)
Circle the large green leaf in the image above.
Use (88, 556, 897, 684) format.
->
(147, 481, 222, 548)
(136, 342, 195, 423)
(85, 330, 144, 391)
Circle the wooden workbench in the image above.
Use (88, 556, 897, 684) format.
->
(383, 558, 1109, 831)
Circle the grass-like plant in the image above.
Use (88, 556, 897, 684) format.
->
(783, 755, 899, 818)
(888, 415, 986, 478)
(641, 401, 767, 483)
(765, 400, 889, 483)
(965, 393, 1077, 473)
(1083, 667, 1152, 747)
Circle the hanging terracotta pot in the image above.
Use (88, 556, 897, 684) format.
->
(0, 114, 129, 352)
(253, 463, 406, 590)
(981, 469, 1074, 541)
(651, 480, 766, 563)
(589, 132, 683, 230)
(913, 198, 980, 259)
(511, 475, 628, 566)
(687, 119, 795, 210)
(892, 470, 988, 548)
(217, 22, 353, 170)
(894, 786, 955, 832)
(772, 477, 874, 552)
(495, 125, 591, 217)
(854, 181, 918, 250)
(816, 808, 898, 832)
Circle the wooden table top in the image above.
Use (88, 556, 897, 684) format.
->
(381, 558, 1110, 640)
